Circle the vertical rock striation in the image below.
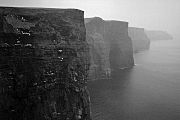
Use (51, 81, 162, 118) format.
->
(85, 17, 134, 80)
(0, 7, 91, 120)
(128, 27, 150, 52)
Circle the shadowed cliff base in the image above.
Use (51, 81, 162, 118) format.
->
(85, 17, 134, 81)
(0, 6, 91, 120)
(128, 27, 150, 53)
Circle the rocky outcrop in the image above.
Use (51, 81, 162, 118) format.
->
(0, 7, 91, 120)
(85, 17, 134, 80)
(145, 30, 173, 40)
(128, 27, 150, 52)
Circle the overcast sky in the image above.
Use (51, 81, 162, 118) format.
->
(0, 0, 180, 38)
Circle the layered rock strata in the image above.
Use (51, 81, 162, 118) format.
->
(128, 27, 150, 52)
(145, 30, 173, 40)
(0, 7, 91, 120)
(85, 17, 134, 80)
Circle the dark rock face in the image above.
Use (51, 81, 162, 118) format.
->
(85, 17, 134, 80)
(0, 7, 91, 120)
(128, 27, 150, 52)
(145, 30, 173, 40)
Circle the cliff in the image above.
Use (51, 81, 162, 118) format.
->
(85, 17, 110, 80)
(145, 30, 173, 40)
(128, 27, 150, 52)
(85, 17, 134, 80)
(105, 21, 134, 69)
(0, 7, 91, 120)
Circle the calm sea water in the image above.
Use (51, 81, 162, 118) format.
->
(88, 40, 180, 120)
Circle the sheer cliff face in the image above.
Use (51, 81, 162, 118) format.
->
(0, 7, 91, 120)
(85, 17, 134, 80)
(128, 27, 150, 52)
(85, 17, 110, 80)
(145, 30, 173, 40)
(105, 21, 134, 69)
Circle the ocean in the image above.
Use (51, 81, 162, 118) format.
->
(88, 39, 180, 120)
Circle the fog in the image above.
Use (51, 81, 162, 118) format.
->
(0, 0, 180, 39)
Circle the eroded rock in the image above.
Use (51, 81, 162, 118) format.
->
(0, 6, 91, 120)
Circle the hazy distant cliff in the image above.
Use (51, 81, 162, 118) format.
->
(105, 21, 134, 69)
(145, 30, 173, 40)
(128, 27, 150, 52)
(85, 17, 134, 80)
(0, 7, 91, 120)
(85, 17, 111, 80)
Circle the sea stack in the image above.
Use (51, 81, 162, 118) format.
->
(85, 17, 134, 80)
(128, 27, 150, 52)
(0, 7, 91, 120)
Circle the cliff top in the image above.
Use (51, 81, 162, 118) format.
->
(85, 17, 128, 25)
(129, 27, 145, 32)
(106, 20, 128, 24)
(0, 6, 84, 15)
(85, 17, 104, 24)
